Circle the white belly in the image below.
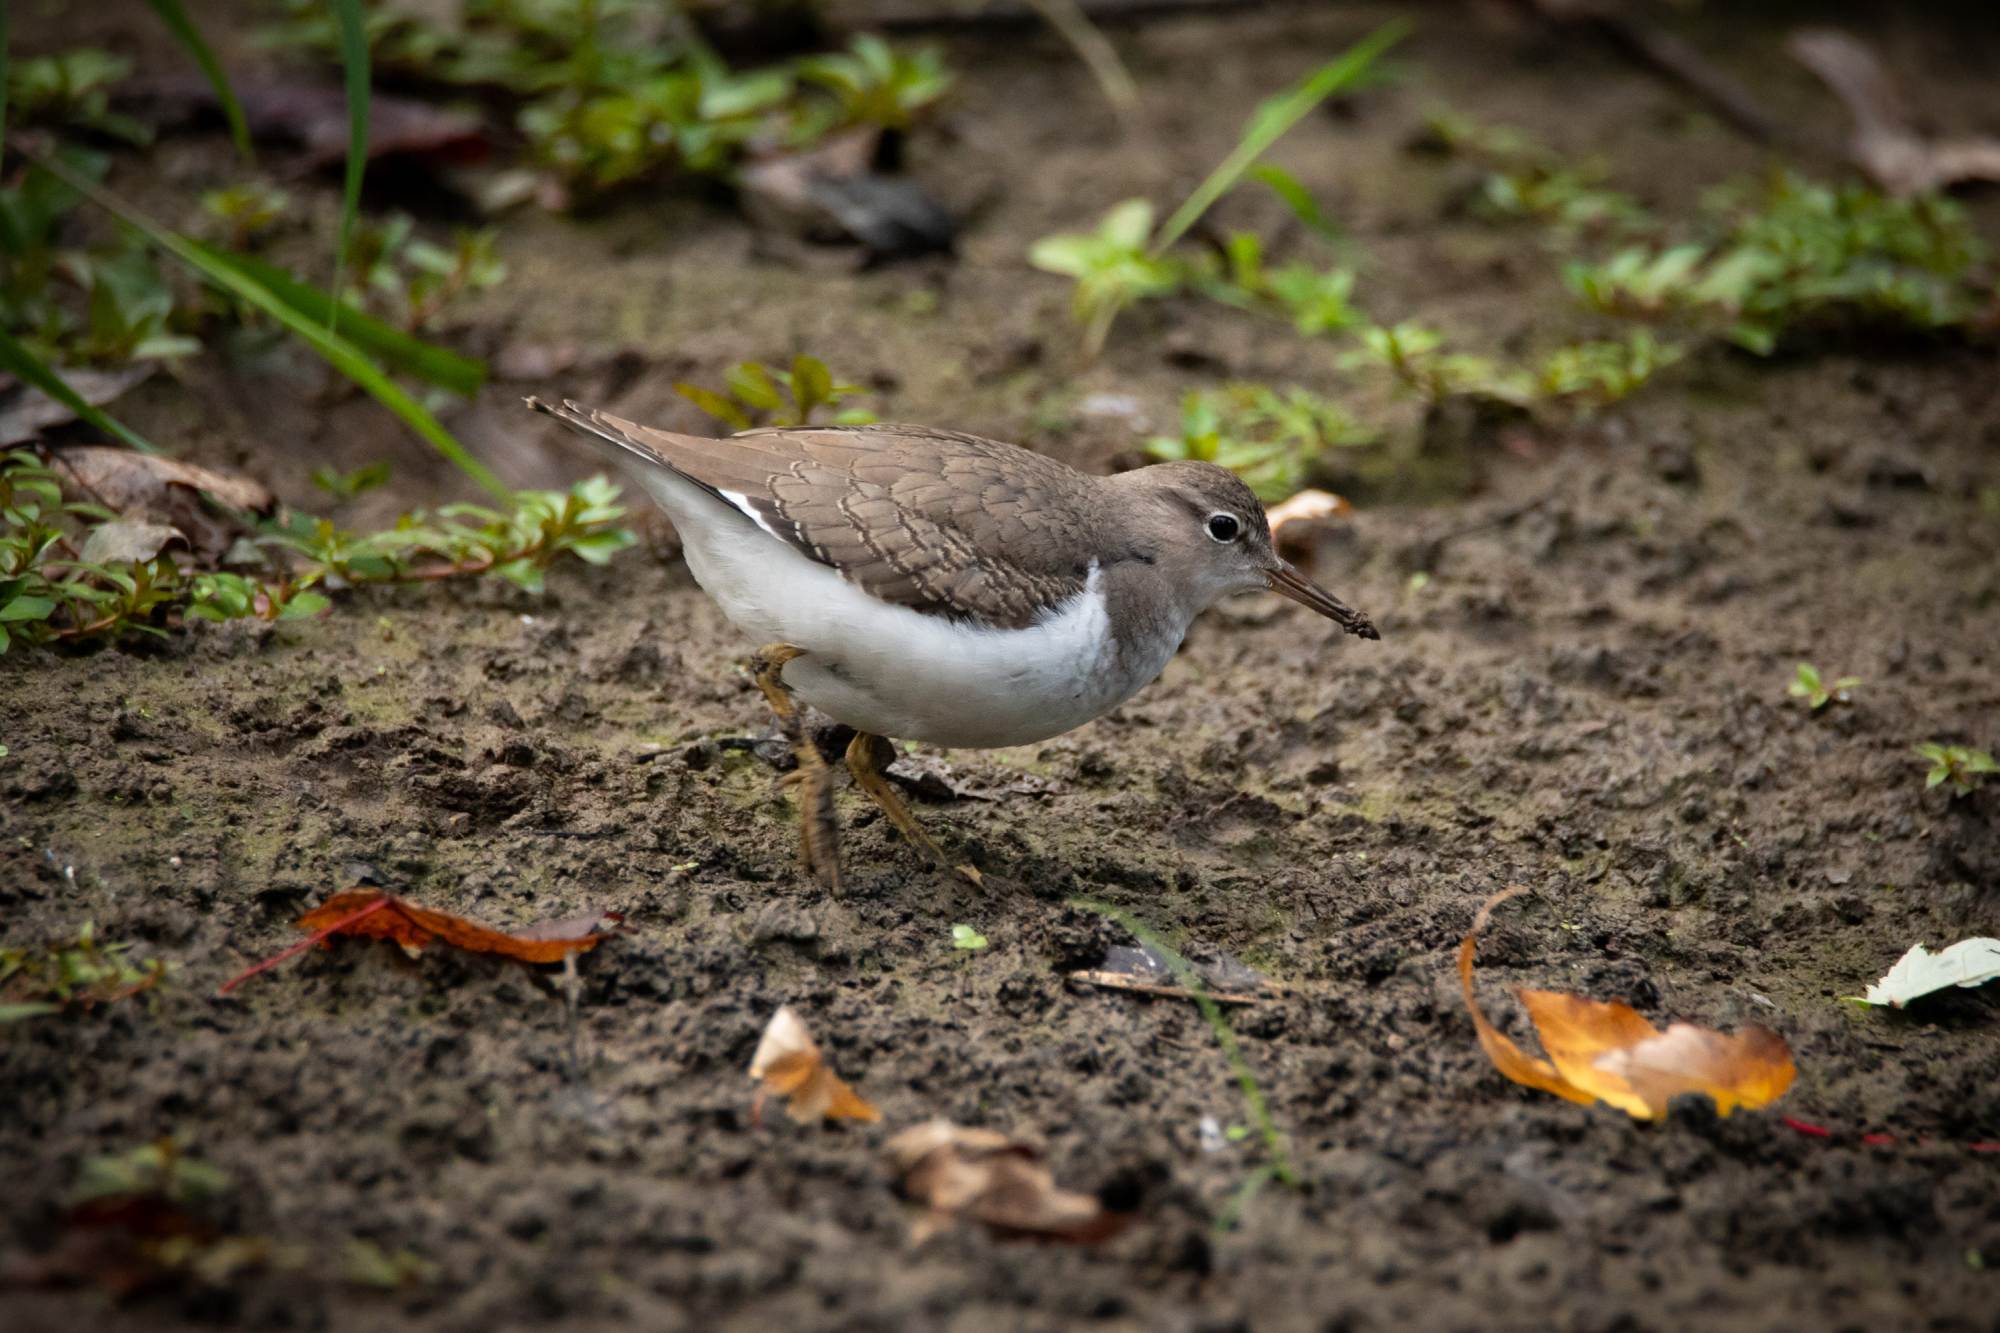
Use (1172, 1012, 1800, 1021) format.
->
(630, 467, 1175, 748)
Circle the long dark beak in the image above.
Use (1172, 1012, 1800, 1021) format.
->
(1266, 561, 1379, 639)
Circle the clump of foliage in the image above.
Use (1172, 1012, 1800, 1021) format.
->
(1, 921, 168, 1022)
(1788, 662, 1860, 711)
(1567, 173, 1990, 353)
(73, 1141, 231, 1207)
(7, 48, 150, 144)
(1916, 742, 1995, 796)
(1147, 384, 1375, 502)
(0, 451, 636, 652)
(674, 354, 874, 431)
(339, 214, 506, 331)
(199, 183, 292, 250)
(1030, 23, 1407, 353)
(1418, 107, 1650, 239)
(1208, 230, 1363, 337)
(1530, 330, 1685, 408)
(267, 1, 952, 197)
(0, 152, 204, 367)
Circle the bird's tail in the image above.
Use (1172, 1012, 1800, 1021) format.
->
(523, 396, 678, 476)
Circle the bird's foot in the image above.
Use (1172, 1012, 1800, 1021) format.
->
(846, 732, 983, 888)
(752, 642, 843, 891)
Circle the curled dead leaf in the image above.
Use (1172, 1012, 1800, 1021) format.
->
(749, 1006, 881, 1125)
(52, 446, 274, 565)
(219, 888, 622, 994)
(1788, 29, 2000, 196)
(1459, 887, 1796, 1119)
(1266, 487, 1353, 568)
(885, 1119, 1125, 1245)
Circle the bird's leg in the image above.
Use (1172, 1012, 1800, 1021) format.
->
(845, 732, 983, 887)
(749, 643, 840, 891)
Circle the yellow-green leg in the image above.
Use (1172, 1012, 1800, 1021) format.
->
(750, 643, 840, 891)
(845, 732, 983, 887)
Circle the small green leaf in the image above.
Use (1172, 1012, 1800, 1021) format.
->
(278, 590, 331, 619)
(950, 924, 988, 951)
(0, 595, 56, 622)
(0, 1002, 63, 1023)
(726, 362, 783, 412)
(673, 383, 751, 431)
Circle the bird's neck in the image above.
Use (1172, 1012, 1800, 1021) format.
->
(1098, 557, 1199, 684)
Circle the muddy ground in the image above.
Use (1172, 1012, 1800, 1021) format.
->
(4, 2, 1999, 1330)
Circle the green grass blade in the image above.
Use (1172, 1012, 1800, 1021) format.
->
(1, 0, 9, 175)
(143, 0, 254, 162)
(199, 248, 487, 397)
(1152, 18, 1408, 256)
(0, 326, 159, 453)
(24, 148, 510, 500)
(1071, 896, 1298, 1188)
(330, 0, 370, 334)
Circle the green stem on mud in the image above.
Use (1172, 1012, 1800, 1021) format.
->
(1069, 896, 1300, 1199)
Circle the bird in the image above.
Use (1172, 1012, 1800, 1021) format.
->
(526, 398, 1378, 889)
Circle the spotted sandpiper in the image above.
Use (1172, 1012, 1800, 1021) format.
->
(526, 399, 1378, 888)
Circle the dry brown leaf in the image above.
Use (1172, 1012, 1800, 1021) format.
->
(1459, 887, 1796, 1119)
(0, 365, 154, 445)
(885, 1119, 1125, 1245)
(51, 446, 274, 564)
(1788, 29, 2000, 196)
(220, 889, 621, 993)
(748, 1006, 880, 1124)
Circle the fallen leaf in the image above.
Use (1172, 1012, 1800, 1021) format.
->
(51, 446, 273, 565)
(219, 888, 622, 994)
(78, 519, 187, 565)
(1859, 938, 2000, 1008)
(748, 1005, 880, 1124)
(1788, 29, 2000, 195)
(128, 77, 490, 173)
(885, 1119, 1125, 1244)
(1459, 886, 1796, 1119)
(0, 365, 155, 444)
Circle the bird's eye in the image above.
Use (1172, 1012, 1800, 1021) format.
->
(1206, 512, 1242, 543)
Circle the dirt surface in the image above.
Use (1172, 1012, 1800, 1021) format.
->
(4, 4, 1999, 1330)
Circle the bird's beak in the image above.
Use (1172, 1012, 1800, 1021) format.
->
(1266, 560, 1379, 639)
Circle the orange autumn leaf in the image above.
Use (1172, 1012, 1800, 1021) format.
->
(1459, 887, 1796, 1120)
(748, 1006, 881, 1124)
(220, 889, 621, 993)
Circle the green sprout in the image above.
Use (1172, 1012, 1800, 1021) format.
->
(1, 920, 168, 1022)
(1915, 743, 1996, 796)
(1027, 199, 1189, 341)
(949, 924, 989, 951)
(1147, 384, 1374, 502)
(674, 355, 874, 431)
(1419, 107, 1650, 240)
(796, 34, 953, 135)
(6, 48, 150, 144)
(1788, 662, 1861, 711)
(200, 183, 292, 250)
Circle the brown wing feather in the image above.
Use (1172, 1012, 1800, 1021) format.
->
(528, 402, 1097, 629)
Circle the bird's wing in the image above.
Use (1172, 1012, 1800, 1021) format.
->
(529, 402, 1096, 629)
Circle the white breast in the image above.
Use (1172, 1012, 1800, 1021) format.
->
(627, 465, 1176, 749)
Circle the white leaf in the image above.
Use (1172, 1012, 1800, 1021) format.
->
(1860, 938, 2000, 1008)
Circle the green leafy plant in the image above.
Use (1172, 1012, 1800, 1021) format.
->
(1147, 384, 1374, 502)
(339, 214, 507, 331)
(949, 924, 989, 951)
(1567, 174, 1988, 353)
(1030, 22, 1406, 353)
(73, 1140, 229, 1206)
(1419, 107, 1650, 239)
(0, 920, 168, 1022)
(674, 355, 874, 431)
(6, 48, 149, 144)
(1915, 742, 1996, 796)
(1788, 662, 1860, 711)
(0, 451, 636, 651)
(1339, 321, 1531, 407)
(200, 183, 291, 250)
(1531, 330, 1685, 408)
(796, 34, 952, 135)
(310, 461, 392, 501)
